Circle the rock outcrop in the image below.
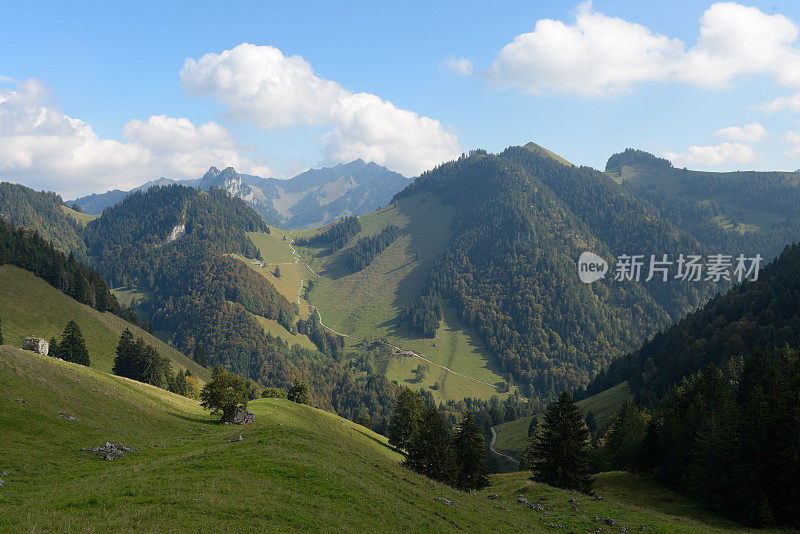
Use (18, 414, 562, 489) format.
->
(222, 408, 255, 425)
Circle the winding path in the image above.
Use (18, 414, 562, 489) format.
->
(286, 236, 499, 390)
(490, 427, 520, 464)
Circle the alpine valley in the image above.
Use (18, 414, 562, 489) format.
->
(3, 142, 800, 532)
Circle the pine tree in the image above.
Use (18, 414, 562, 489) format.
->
(112, 329, 136, 377)
(287, 379, 310, 404)
(389, 388, 424, 451)
(48, 337, 58, 357)
(193, 344, 208, 367)
(404, 406, 456, 485)
(530, 390, 593, 492)
(453, 411, 489, 490)
(274, 265, 281, 278)
(59, 321, 90, 366)
(527, 416, 539, 437)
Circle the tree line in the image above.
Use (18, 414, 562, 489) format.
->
(294, 216, 361, 252)
(343, 225, 401, 271)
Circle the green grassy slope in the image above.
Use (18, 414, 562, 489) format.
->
(61, 205, 99, 226)
(523, 141, 573, 166)
(0, 264, 209, 381)
(492, 383, 632, 456)
(292, 193, 510, 403)
(0, 347, 775, 533)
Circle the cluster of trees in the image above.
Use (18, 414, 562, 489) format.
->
(400, 294, 443, 338)
(0, 218, 139, 324)
(296, 311, 345, 360)
(113, 329, 171, 389)
(49, 321, 90, 366)
(343, 225, 401, 271)
(582, 243, 800, 406)
(389, 388, 489, 491)
(604, 148, 672, 175)
(594, 349, 800, 527)
(294, 216, 361, 252)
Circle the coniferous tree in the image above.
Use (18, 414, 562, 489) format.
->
(58, 321, 89, 366)
(527, 416, 539, 437)
(453, 411, 489, 491)
(404, 406, 456, 485)
(193, 344, 208, 367)
(112, 329, 136, 377)
(389, 388, 424, 451)
(530, 390, 593, 492)
(287, 379, 310, 404)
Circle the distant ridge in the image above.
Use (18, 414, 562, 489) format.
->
(70, 160, 409, 229)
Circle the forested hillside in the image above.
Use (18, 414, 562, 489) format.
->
(393, 147, 718, 401)
(0, 182, 87, 260)
(0, 218, 137, 323)
(609, 148, 800, 261)
(582, 242, 800, 405)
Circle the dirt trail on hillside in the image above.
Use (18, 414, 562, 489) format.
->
(287, 237, 499, 391)
(490, 427, 520, 464)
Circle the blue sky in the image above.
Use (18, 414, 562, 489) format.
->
(2, 0, 800, 197)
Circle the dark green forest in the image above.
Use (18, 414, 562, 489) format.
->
(344, 224, 401, 271)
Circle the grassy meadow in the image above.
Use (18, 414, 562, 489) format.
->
(0, 346, 781, 533)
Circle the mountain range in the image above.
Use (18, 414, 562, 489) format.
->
(70, 159, 409, 229)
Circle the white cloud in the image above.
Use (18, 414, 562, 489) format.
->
(445, 56, 474, 75)
(466, 1, 800, 96)
(714, 122, 767, 143)
(664, 142, 758, 168)
(0, 79, 269, 198)
(785, 130, 800, 157)
(755, 92, 800, 113)
(181, 43, 461, 176)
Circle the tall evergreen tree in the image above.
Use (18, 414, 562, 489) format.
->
(112, 329, 136, 377)
(193, 343, 208, 367)
(389, 388, 424, 451)
(530, 390, 593, 492)
(404, 406, 456, 485)
(453, 411, 489, 491)
(58, 321, 89, 366)
(527, 416, 539, 437)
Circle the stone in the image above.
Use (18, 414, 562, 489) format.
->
(15, 398, 27, 404)
(0, 479, 4, 487)
(58, 413, 78, 421)
(82, 441, 139, 460)
(604, 518, 618, 526)
(517, 497, 529, 504)
(568, 498, 577, 503)
(222, 408, 255, 425)
(21, 337, 49, 355)
(437, 497, 453, 506)
(487, 494, 501, 500)
(230, 435, 244, 442)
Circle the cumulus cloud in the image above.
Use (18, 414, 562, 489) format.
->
(714, 122, 767, 143)
(462, 1, 800, 96)
(785, 131, 800, 157)
(664, 142, 758, 168)
(180, 43, 461, 176)
(755, 92, 800, 113)
(0, 79, 269, 198)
